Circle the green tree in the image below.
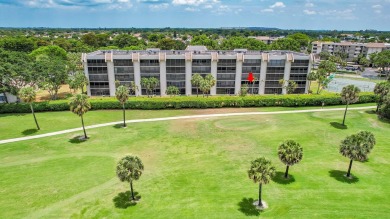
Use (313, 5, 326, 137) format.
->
(239, 84, 249, 97)
(379, 94, 390, 119)
(166, 85, 180, 97)
(68, 72, 89, 93)
(191, 73, 203, 97)
(319, 51, 331, 60)
(248, 157, 276, 207)
(69, 94, 91, 139)
(316, 60, 337, 94)
(157, 38, 186, 50)
(370, 50, 390, 77)
(278, 140, 303, 178)
(341, 85, 360, 125)
(200, 74, 216, 97)
(287, 33, 311, 50)
(33, 56, 68, 100)
(116, 85, 130, 127)
(18, 87, 40, 130)
(270, 38, 300, 52)
(0, 37, 36, 52)
(129, 81, 139, 95)
(30, 45, 67, 61)
(114, 34, 145, 48)
(373, 82, 390, 112)
(0, 49, 37, 100)
(220, 37, 268, 50)
(190, 34, 218, 49)
(141, 77, 151, 97)
(279, 79, 298, 94)
(340, 131, 376, 177)
(116, 155, 144, 201)
(149, 77, 160, 97)
(67, 52, 83, 75)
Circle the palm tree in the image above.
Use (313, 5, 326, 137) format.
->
(116, 155, 144, 201)
(141, 77, 150, 97)
(340, 131, 376, 177)
(149, 77, 160, 97)
(191, 73, 203, 97)
(69, 94, 91, 139)
(374, 82, 390, 112)
(248, 157, 276, 207)
(116, 85, 130, 127)
(19, 87, 40, 130)
(278, 140, 303, 178)
(341, 85, 360, 125)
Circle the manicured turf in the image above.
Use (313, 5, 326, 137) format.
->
(0, 103, 376, 140)
(0, 106, 389, 218)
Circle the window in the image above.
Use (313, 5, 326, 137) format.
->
(87, 59, 106, 66)
(268, 60, 285, 67)
(114, 59, 133, 66)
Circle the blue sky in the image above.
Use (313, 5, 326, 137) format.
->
(0, 0, 389, 30)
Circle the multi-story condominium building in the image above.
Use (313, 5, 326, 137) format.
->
(82, 46, 313, 97)
(312, 41, 390, 61)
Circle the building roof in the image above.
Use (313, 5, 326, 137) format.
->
(185, 45, 208, 51)
(366, 43, 386, 48)
(87, 49, 308, 57)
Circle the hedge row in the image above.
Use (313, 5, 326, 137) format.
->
(0, 93, 377, 114)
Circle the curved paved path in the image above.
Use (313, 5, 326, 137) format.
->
(0, 106, 376, 145)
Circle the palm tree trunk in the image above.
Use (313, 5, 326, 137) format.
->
(130, 181, 135, 201)
(376, 103, 380, 113)
(196, 87, 199, 97)
(342, 103, 349, 125)
(316, 81, 321, 94)
(81, 114, 87, 139)
(285, 165, 290, 178)
(30, 103, 40, 130)
(347, 159, 353, 177)
(122, 103, 126, 127)
(258, 183, 262, 207)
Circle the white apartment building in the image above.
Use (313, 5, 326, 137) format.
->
(312, 41, 390, 61)
(82, 46, 313, 97)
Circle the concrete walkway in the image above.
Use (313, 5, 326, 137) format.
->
(0, 106, 376, 145)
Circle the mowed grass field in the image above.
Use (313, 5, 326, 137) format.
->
(0, 106, 389, 218)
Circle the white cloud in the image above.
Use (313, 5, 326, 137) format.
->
(149, 3, 169, 10)
(261, 8, 273, 13)
(172, 0, 207, 6)
(305, 2, 314, 7)
(270, 2, 285, 9)
(372, 4, 382, 9)
(17, 0, 134, 9)
(303, 9, 316, 15)
(319, 9, 357, 20)
(184, 7, 199, 11)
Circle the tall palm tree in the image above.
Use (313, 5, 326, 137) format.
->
(69, 94, 91, 139)
(19, 87, 40, 130)
(141, 77, 150, 97)
(278, 140, 303, 178)
(374, 82, 390, 112)
(191, 73, 203, 97)
(340, 131, 376, 177)
(116, 85, 130, 127)
(341, 85, 360, 125)
(248, 157, 276, 207)
(116, 155, 144, 201)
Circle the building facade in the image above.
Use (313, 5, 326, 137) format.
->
(82, 46, 313, 97)
(312, 42, 390, 61)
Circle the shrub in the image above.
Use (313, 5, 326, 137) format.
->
(0, 92, 376, 114)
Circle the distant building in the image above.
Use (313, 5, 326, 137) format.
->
(249, 36, 281, 45)
(312, 41, 390, 61)
(82, 46, 313, 97)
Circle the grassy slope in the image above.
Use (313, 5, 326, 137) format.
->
(0, 107, 389, 218)
(0, 103, 376, 140)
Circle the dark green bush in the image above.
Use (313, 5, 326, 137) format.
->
(0, 93, 377, 114)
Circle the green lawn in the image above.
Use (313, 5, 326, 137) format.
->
(0, 106, 389, 218)
(0, 103, 376, 140)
